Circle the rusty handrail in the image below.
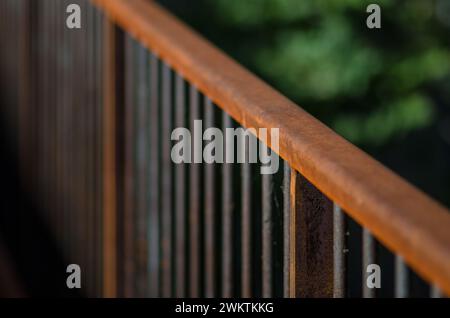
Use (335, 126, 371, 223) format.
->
(91, 0, 450, 294)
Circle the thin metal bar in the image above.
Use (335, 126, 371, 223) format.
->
(86, 2, 96, 296)
(262, 159, 273, 297)
(135, 43, 149, 297)
(102, 15, 118, 298)
(65, 0, 75, 266)
(148, 52, 161, 297)
(54, 0, 63, 270)
(74, 0, 84, 271)
(51, 0, 58, 238)
(17, 0, 32, 214)
(333, 204, 346, 298)
(74, 0, 82, 268)
(283, 163, 290, 298)
(16, 0, 30, 276)
(161, 62, 173, 298)
(241, 132, 252, 298)
(395, 255, 409, 298)
(92, 3, 101, 296)
(47, 0, 54, 238)
(189, 85, 201, 297)
(431, 284, 443, 298)
(204, 97, 216, 298)
(222, 112, 233, 298)
(123, 34, 135, 298)
(290, 171, 334, 297)
(95, 5, 104, 297)
(362, 228, 376, 298)
(175, 73, 186, 298)
(40, 0, 49, 229)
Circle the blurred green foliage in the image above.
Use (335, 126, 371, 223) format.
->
(159, 0, 450, 205)
(202, 0, 450, 147)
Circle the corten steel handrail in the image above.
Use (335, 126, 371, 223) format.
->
(91, 0, 450, 294)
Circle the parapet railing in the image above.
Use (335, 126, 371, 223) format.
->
(0, 0, 448, 298)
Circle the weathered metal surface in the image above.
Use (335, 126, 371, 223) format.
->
(161, 62, 173, 297)
(204, 97, 216, 298)
(222, 113, 233, 298)
(189, 85, 201, 297)
(123, 34, 135, 298)
(333, 204, 346, 298)
(283, 163, 291, 298)
(148, 52, 161, 297)
(431, 285, 443, 298)
(175, 73, 186, 298)
(262, 172, 273, 298)
(102, 17, 119, 298)
(395, 256, 409, 298)
(290, 171, 334, 298)
(135, 43, 149, 297)
(90, 0, 450, 294)
(241, 133, 252, 298)
(362, 228, 376, 298)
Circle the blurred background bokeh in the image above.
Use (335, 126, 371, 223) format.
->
(159, 0, 450, 208)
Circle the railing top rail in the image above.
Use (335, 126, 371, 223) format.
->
(92, 0, 450, 294)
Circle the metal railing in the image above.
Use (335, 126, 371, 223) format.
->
(0, 0, 449, 298)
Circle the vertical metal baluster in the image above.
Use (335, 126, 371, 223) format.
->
(86, 2, 95, 296)
(135, 43, 149, 297)
(47, 1, 58, 233)
(18, 0, 30, 226)
(430, 285, 443, 298)
(66, 0, 73, 266)
(101, 14, 118, 297)
(161, 62, 173, 298)
(65, 0, 74, 264)
(95, 8, 104, 296)
(262, 168, 273, 298)
(222, 112, 233, 298)
(53, 0, 59, 241)
(283, 163, 290, 298)
(241, 129, 252, 298)
(54, 0, 62, 265)
(204, 97, 215, 298)
(91, 4, 97, 296)
(333, 204, 346, 298)
(11, 0, 19, 258)
(40, 0, 48, 235)
(82, 0, 89, 285)
(65, 0, 71, 266)
(362, 228, 376, 298)
(123, 35, 135, 298)
(148, 53, 160, 297)
(57, 0, 62, 260)
(70, 0, 77, 268)
(75, 0, 84, 273)
(395, 255, 409, 298)
(47, 0, 54, 259)
(48, 0, 54, 239)
(175, 73, 186, 298)
(40, 0, 48, 230)
(289, 171, 334, 297)
(92, 4, 98, 295)
(190, 85, 200, 297)
(91, 6, 98, 295)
